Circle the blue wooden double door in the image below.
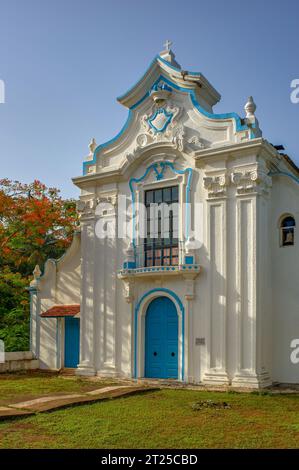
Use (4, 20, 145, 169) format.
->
(64, 317, 80, 368)
(145, 297, 178, 379)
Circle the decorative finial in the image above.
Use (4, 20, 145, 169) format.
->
(244, 96, 256, 118)
(243, 96, 262, 138)
(164, 39, 172, 51)
(126, 241, 135, 257)
(185, 236, 196, 254)
(88, 137, 97, 155)
(30, 264, 41, 288)
(33, 265, 41, 280)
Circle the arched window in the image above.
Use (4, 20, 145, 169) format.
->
(280, 215, 296, 246)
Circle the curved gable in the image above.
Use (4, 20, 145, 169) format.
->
(78, 47, 262, 179)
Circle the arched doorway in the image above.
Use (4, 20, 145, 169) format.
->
(144, 297, 178, 379)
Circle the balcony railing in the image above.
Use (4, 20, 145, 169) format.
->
(119, 241, 200, 279)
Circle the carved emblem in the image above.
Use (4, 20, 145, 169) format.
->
(127, 101, 205, 161)
(141, 101, 180, 138)
(147, 108, 173, 133)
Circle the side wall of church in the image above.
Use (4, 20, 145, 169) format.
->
(271, 176, 299, 383)
(32, 233, 81, 369)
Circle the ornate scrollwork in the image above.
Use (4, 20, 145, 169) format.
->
(188, 135, 205, 150)
(203, 173, 229, 198)
(231, 169, 272, 195)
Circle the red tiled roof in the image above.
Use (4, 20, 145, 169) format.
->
(41, 304, 80, 317)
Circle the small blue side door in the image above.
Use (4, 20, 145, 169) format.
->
(145, 297, 178, 379)
(64, 317, 80, 368)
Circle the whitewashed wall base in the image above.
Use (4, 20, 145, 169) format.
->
(97, 365, 119, 377)
(76, 364, 96, 376)
(203, 370, 230, 386)
(231, 371, 272, 388)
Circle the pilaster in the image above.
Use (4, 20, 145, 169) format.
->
(96, 193, 119, 376)
(29, 265, 42, 359)
(231, 166, 272, 388)
(76, 199, 96, 376)
(203, 174, 229, 385)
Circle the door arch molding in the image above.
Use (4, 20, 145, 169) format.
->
(134, 288, 185, 380)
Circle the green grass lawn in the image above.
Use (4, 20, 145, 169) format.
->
(0, 388, 299, 448)
(0, 371, 120, 405)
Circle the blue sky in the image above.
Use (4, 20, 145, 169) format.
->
(0, 0, 298, 198)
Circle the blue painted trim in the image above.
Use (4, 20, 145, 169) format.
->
(152, 81, 172, 92)
(269, 170, 299, 186)
(129, 162, 193, 249)
(131, 91, 150, 111)
(117, 56, 160, 102)
(117, 55, 201, 103)
(147, 108, 173, 133)
(157, 55, 201, 75)
(134, 288, 185, 380)
(123, 261, 136, 269)
(128, 72, 249, 130)
(119, 264, 199, 276)
(147, 75, 248, 133)
(185, 255, 194, 265)
(83, 64, 252, 174)
(83, 110, 134, 175)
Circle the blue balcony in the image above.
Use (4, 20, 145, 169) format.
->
(118, 242, 200, 280)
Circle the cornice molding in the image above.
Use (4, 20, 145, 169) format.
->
(194, 138, 278, 162)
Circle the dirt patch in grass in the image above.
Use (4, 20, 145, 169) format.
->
(191, 400, 231, 410)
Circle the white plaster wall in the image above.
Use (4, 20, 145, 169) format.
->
(39, 316, 57, 369)
(271, 177, 299, 383)
(34, 233, 81, 370)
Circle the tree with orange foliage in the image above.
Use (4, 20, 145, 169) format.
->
(0, 179, 78, 275)
(0, 179, 78, 350)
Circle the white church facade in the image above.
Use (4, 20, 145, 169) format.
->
(29, 45, 299, 388)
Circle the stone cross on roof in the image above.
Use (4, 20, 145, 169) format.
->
(160, 40, 180, 69)
(164, 39, 172, 51)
